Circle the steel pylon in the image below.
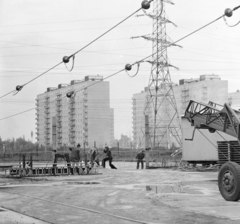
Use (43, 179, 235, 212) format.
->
(144, 0, 182, 149)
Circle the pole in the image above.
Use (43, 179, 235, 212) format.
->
(117, 141, 119, 156)
(84, 142, 87, 167)
(145, 115, 150, 169)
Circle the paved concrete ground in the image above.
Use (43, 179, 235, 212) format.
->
(0, 162, 240, 224)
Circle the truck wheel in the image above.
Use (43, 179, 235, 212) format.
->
(218, 161, 240, 201)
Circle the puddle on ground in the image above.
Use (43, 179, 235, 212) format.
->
(66, 181, 100, 185)
(146, 183, 203, 194)
(146, 183, 184, 193)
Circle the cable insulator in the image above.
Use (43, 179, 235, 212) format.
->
(64, 55, 75, 72)
(125, 64, 132, 71)
(224, 8, 233, 17)
(12, 85, 23, 95)
(16, 85, 23, 91)
(66, 91, 74, 98)
(63, 56, 70, 63)
(125, 63, 140, 78)
(141, 1, 151, 10)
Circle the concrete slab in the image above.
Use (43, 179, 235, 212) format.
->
(0, 162, 239, 224)
(0, 207, 49, 224)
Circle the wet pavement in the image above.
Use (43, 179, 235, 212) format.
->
(0, 162, 240, 224)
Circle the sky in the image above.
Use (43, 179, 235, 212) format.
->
(0, 0, 240, 142)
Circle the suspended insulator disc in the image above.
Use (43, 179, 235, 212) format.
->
(125, 64, 132, 71)
(63, 56, 70, 63)
(16, 85, 23, 91)
(66, 91, 74, 98)
(141, 0, 150, 10)
(224, 8, 233, 17)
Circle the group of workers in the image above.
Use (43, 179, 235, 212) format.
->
(55, 144, 146, 170)
(68, 144, 118, 169)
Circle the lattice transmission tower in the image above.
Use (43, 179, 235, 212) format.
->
(144, 0, 182, 149)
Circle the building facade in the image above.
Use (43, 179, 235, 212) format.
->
(132, 74, 228, 149)
(36, 76, 114, 149)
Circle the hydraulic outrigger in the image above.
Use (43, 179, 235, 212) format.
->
(185, 100, 240, 201)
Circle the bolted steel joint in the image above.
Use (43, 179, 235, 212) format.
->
(141, 0, 151, 10)
(16, 85, 23, 91)
(63, 56, 70, 63)
(125, 64, 132, 71)
(224, 8, 233, 17)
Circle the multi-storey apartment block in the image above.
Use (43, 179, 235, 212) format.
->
(132, 74, 228, 148)
(36, 76, 114, 149)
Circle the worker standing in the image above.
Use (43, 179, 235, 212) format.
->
(135, 150, 145, 169)
(69, 144, 81, 167)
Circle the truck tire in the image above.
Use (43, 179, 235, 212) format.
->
(218, 161, 240, 201)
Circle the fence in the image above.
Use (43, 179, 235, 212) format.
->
(0, 149, 182, 167)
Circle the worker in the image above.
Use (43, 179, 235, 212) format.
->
(135, 150, 145, 169)
(69, 144, 81, 167)
(94, 148, 100, 166)
(102, 146, 117, 169)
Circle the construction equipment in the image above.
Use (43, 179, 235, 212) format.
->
(7, 152, 98, 177)
(185, 100, 240, 201)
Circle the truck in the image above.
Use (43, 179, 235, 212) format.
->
(185, 100, 240, 201)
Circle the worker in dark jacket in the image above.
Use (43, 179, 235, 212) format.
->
(69, 144, 81, 166)
(136, 150, 145, 169)
(102, 146, 117, 169)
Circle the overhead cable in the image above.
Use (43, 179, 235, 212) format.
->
(0, 0, 152, 99)
(1, 4, 240, 121)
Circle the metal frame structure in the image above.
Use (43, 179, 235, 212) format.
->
(185, 100, 240, 144)
(144, 0, 182, 149)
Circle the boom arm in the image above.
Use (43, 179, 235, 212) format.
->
(184, 100, 240, 144)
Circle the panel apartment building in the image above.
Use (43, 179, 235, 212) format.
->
(36, 76, 114, 149)
(132, 74, 228, 148)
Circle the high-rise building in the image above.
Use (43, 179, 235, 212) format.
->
(36, 76, 114, 148)
(132, 75, 228, 148)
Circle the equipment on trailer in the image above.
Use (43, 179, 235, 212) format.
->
(7, 152, 99, 177)
(185, 100, 240, 201)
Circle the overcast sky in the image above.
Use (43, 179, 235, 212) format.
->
(0, 0, 240, 141)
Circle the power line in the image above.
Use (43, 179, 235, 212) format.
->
(0, 108, 35, 121)
(0, 16, 124, 27)
(0, 4, 239, 121)
(0, 24, 150, 36)
(0, 3, 147, 99)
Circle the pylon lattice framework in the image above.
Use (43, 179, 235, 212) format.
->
(144, 0, 182, 149)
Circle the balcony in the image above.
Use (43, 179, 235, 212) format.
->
(69, 134, 75, 139)
(69, 99, 75, 104)
(57, 135, 62, 139)
(69, 112, 75, 116)
(69, 116, 75, 121)
(69, 122, 75, 127)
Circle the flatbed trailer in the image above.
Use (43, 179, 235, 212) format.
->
(185, 100, 240, 201)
